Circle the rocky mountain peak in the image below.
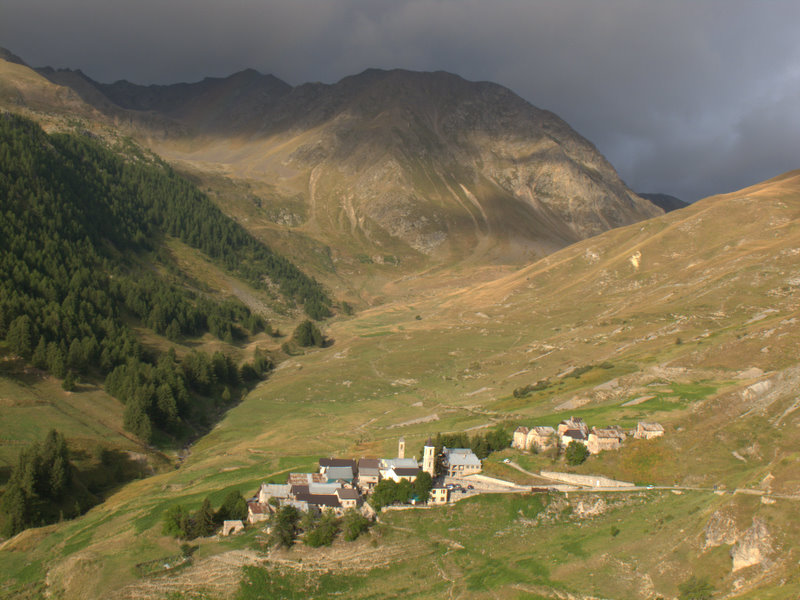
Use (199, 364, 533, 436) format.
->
(12, 55, 662, 266)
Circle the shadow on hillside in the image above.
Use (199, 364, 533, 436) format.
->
(0, 465, 11, 487)
(73, 448, 152, 497)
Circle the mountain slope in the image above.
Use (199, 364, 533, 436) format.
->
(33, 64, 662, 273)
(0, 114, 332, 478)
(3, 171, 799, 599)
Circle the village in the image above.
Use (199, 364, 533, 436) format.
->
(227, 416, 665, 535)
(243, 437, 481, 529)
(512, 416, 665, 455)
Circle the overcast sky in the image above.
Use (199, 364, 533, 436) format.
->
(3, 0, 799, 201)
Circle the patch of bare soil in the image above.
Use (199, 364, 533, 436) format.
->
(111, 536, 411, 599)
(112, 549, 261, 600)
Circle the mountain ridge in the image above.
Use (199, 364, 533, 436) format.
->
(20, 57, 662, 277)
(638, 192, 689, 212)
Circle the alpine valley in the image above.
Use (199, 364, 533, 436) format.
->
(1, 47, 799, 599)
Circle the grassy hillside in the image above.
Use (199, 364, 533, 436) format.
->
(0, 114, 341, 541)
(1, 171, 799, 598)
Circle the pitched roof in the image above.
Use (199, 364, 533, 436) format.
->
(380, 457, 419, 470)
(309, 482, 343, 495)
(592, 426, 625, 439)
(336, 488, 360, 500)
(393, 467, 421, 477)
(247, 501, 270, 515)
(563, 428, 587, 440)
(443, 448, 481, 467)
(358, 458, 380, 470)
(260, 483, 291, 498)
(514, 426, 530, 434)
(293, 492, 342, 508)
(638, 422, 664, 432)
(531, 426, 555, 436)
(358, 466, 380, 478)
(288, 472, 327, 485)
(325, 466, 354, 480)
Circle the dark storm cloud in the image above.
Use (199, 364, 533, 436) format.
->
(3, 0, 799, 201)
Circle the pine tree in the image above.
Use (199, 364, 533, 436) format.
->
(6, 315, 33, 357)
(62, 371, 76, 391)
(195, 497, 216, 537)
(0, 483, 28, 537)
(32, 336, 48, 369)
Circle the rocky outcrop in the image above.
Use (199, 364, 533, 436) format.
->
(574, 498, 608, 518)
(731, 519, 772, 572)
(703, 511, 774, 572)
(703, 510, 739, 549)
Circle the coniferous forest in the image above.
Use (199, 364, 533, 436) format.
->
(0, 113, 328, 443)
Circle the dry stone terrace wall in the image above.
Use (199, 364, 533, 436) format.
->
(539, 471, 634, 488)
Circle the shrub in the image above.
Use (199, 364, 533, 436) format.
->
(304, 512, 338, 547)
(342, 509, 370, 541)
(678, 575, 714, 600)
(565, 441, 589, 466)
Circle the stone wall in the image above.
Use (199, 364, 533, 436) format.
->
(539, 471, 634, 488)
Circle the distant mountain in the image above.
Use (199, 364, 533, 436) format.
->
(638, 192, 689, 212)
(29, 62, 662, 266)
(0, 47, 26, 66)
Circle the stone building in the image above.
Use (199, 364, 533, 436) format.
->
(557, 416, 589, 437)
(587, 426, 626, 454)
(634, 422, 665, 440)
(513, 425, 557, 452)
(442, 447, 482, 477)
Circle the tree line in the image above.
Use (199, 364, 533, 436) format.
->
(0, 113, 302, 439)
(162, 490, 249, 540)
(105, 347, 273, 442)
(0, 430, 93, 537)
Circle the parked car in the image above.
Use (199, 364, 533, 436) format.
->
(502, 458, 511, 464)
(467, 485, 474, 490)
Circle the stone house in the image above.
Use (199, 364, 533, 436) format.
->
(246, 500, 270, 524)
(429, 485, 450, 505)
(634, 422, 664, 439)
(528, 426, 557, 451)
(513, 425, 557, 452)
(561, 427, 588, 448)
(293, 491, 342, 513)
(587, 426, 626, 454)
(357, 458, 380, 491)
(324, 465, 355, 484)
(258, 483, 291, 505)
(512, 426, 530, 450)
(557, 416, 589, 437)
(336, 488, 361, 509)
(442, 447, 482, 477)
(379, 457, 419, 480)
(384, 466, 420, 482)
